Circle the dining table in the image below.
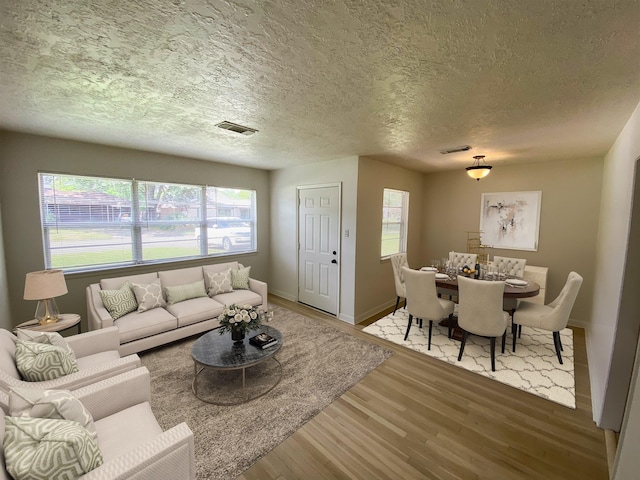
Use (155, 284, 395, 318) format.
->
(425, 270, 540, 340)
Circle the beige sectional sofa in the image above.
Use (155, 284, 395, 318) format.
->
(86, 262, 267, 356)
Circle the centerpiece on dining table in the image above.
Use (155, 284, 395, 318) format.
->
(217, 304, 261, 343)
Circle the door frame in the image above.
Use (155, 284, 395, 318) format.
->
(296, 182, 342, 317)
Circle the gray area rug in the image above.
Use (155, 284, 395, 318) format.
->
(363, 310, 575, 408)
(140, 304, 393, 480)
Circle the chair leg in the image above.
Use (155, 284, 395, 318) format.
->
(457, 330, 468, 361)
(419, 318, 423, 329)
(512, 322, 518, 352)
(558, 333, 563, 351)
(518, 324, 522, 338)
(447, 313, 453, 339)
(404, 314, 413, 341)
(490, 337, 496, 372)
(501, 331, 506, 354)
(553, 331, 564, 364)
(393, 296, 400, 315)
(428, 320, 433, 350)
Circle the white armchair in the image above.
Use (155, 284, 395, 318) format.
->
(0, 368, 195, 480)
(0, 327, 141, 395)
(390, 253, 409, 314)
(512, 271, 583, 364)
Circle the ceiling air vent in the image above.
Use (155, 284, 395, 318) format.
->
(215, 121, 258, 136)
(439, 145, 471, 155)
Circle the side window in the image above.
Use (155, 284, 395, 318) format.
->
(381, 188, 409, 259)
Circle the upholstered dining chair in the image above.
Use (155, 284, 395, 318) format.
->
(449, 251, 477, 270)
(402, 267, 455, 349)
(457, 276, 509, 371)
(390, 253, 409, 315)
(493, 256, 527, 278)
(512, 271, 583, 364)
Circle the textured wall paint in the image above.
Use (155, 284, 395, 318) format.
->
(0, 132, 270, 331)
(1, 1, 639, 172)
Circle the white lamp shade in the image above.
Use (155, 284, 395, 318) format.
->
(23, 270, 68, 300)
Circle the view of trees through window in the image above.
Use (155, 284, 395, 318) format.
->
(39, 173, 256, 271)
(381, 188, 409, 258)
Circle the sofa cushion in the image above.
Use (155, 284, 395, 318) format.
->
(131, 279, 167, 312)
(16, 330, 76, 360)
(166, 297, 225, 328)
(94, 402, 162, 462)
(158, 266, 204, 288)
(15, 340, 79, 382)
(165, 280, 207, 305)
(9, 387, 97, 440)
(114, 309, 178, 344)
(4, 417, 103, 480)
(231, 266, 251, 289)
(0, 329, 20, 379)
(206, 269, 233, 296)
(213, 289, 263, 308)
(99, 282, 138, 320)
(100, 272, 158, 291)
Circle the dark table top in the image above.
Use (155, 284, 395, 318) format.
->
(192, 325, 282, 369)
(435, 276, 540, 299)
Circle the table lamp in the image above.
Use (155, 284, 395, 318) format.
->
(23, 269, 68, 325)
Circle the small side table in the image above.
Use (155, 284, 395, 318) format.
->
(15, 313, 82, 335)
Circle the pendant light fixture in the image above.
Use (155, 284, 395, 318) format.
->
(465, 155, 492, 181)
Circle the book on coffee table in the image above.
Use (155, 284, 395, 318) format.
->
(250, 332, 278, 349)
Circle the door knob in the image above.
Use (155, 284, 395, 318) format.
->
(333, 251, 337, 255)
(331, 259, 337, 264)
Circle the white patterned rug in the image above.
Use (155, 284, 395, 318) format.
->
(363, 310, 575, 408)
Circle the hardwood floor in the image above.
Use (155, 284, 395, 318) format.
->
(239, 296, 608, 480)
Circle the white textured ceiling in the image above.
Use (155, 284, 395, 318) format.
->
(1, 0, 639, 172)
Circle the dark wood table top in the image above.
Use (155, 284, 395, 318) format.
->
(435, 276, 540, 299)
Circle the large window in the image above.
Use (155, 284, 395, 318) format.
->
(38, 173, 256, 272)
(381, 188, 409, 258)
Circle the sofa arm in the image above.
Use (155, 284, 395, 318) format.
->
(86, 284, 114, 331)
(80, 423, 195, 480)
(248, 278, 268, 308)
(74, 367, 151, 421)
(0, 355, 141, 395)
(66, 326, 120, 357)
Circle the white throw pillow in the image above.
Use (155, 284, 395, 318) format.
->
(207, 269, 233, 296)
(131, 279, 167, 312)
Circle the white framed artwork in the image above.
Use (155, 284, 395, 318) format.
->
(479, 191, 542, 251)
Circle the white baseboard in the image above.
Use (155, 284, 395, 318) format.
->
(270, 289, 296, 302)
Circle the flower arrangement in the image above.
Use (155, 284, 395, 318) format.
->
(217, 304, 261, 335)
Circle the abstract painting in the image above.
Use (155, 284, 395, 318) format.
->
(480, 191, 542, 251)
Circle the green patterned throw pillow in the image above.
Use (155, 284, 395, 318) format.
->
(231, 266, 251, 290)
(165, 280, 207, 305)
(15, 340, 79, 382)
(99, 281, 138, 319)
(9, 388, 97, 440)
(131, 279, 167, 312)
(16, 330, 76, 360)
(206, 269, 233, 296)
(4, 416, 103, 480)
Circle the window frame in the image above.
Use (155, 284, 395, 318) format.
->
(38, 173, 257, 273)
(381, 188, 409, 259)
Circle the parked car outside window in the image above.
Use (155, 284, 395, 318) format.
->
(194, 217, 252, 251)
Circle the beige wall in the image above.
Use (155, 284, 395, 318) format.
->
(354, 157, 424, 322)
(421, 157, 603, 325)
(0, 132, 270, 331)
(269, 157, 359, 322)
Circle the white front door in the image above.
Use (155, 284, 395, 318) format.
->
(297, 185, 340, 315)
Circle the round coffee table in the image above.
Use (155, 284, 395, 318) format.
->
(191, 325, 283, 405)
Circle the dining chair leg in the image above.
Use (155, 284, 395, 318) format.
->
(447, 313, 453, 339)
(518, 324, 522, 338)
(558, 333, 563, 351)
(404, 314, 413, 341)
(553, 331, 564, 364)
(393, 296, 401, 315)
(501, 331, 506, 354)
(419, 318, 423, 329)
(512, 322, 518, 353)
(490, 337, 496, 372)
(428, 320, 433, 350)
(457, 330, 468, 361)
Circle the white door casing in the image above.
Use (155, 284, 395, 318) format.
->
(297, 185, 340, 315)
